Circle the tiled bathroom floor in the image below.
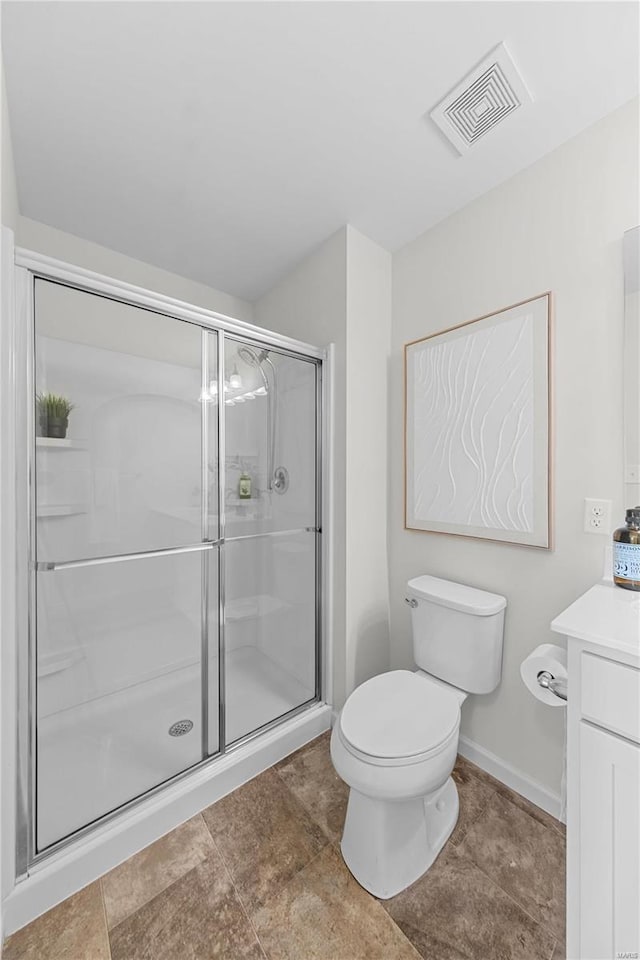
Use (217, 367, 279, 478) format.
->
(4, 733, 566, 960)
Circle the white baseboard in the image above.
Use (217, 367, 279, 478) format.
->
(331, 709, 562, 822)
(458, 734, 564, 823)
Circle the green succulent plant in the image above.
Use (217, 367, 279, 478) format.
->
(37, 393, 74, 420)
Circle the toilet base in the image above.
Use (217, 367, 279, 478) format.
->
(340, 776, 459, 899)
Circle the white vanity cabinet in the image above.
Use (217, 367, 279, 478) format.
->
(552, 583, 640, 960)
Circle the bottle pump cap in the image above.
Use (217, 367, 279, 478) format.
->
(626, 506, 640, 523)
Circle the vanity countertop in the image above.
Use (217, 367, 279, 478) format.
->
(551, 581, 640, 659)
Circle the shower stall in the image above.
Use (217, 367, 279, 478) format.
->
(11, 253, 328, 879)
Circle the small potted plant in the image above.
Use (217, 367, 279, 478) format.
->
(37, 393, 74, 439)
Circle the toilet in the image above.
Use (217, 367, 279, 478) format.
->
(331, 574, 506, 899)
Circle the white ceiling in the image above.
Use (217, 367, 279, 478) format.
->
(2, 1, 638, 301)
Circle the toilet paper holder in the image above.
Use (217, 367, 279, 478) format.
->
(537, 670, 568, 701)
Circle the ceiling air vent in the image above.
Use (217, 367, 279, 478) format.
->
(430, 42, 532, 155)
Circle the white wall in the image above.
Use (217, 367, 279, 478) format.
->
(0, 55, 20, 950)
(345, 228, 392, 691)
(1, 63, 18, 230)
(390, 97, 640, 797)
(16, 217, 254, 325)
(255, 226, 392, 708)
(623, 227, 640, 506)
(255, 228, 349, 706)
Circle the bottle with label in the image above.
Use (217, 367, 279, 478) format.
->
(613, 506, 640, 591)
(238, 472, 251, 500)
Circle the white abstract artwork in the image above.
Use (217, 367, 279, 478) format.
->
(405, 294, 551, 548)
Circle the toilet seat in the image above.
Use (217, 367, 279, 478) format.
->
(339, 670, 460, 767)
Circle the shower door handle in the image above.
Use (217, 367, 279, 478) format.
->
(35, 540, 219, 572)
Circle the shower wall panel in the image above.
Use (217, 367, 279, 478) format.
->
(224, 531, 316, 744)
(224, 341, 316, 538)
(34, 281, 207, 562)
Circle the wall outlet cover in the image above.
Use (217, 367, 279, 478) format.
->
(583, 498, 612, 535)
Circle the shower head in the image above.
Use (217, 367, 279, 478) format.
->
(238, 346, 269, 367)
(237, 344, 271, 398)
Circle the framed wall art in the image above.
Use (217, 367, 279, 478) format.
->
(404, 293, 552, 548)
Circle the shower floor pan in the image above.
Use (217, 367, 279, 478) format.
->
(36, 645, 314, 852)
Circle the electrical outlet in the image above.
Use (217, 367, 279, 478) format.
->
(583, 498, 612, 535)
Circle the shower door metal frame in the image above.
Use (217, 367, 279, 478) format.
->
(11, 247, 330, 877)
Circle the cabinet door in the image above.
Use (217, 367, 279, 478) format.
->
(579, 722, 640, 959)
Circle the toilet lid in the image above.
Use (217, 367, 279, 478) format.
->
(340, 670, 460, 760)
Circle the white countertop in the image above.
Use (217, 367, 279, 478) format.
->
(551, 581, 640, 658)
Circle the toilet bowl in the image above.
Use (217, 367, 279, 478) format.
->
(331, 575, 506, 899)
(331, 670, 464, 899)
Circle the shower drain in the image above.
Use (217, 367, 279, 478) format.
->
(168, 719, 193, 737)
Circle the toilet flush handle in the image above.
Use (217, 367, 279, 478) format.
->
(405, 597, 418, 608)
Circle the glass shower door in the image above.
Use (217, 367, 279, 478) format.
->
(222, 338, 319, 744)
(30, 281, 321, 853)
(35, 551, 217, 848)
(33, 280, 218, 850)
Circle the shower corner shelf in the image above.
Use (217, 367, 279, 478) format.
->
(36, 437, 86, 450)
(37, 503, 87, 518)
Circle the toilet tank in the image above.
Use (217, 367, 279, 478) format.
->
(406, 575, 507, 695)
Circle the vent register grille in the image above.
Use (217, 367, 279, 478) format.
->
(445, 62, 520, 145)
(430, 43, 532, 154)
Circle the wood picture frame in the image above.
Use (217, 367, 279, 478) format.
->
(404, 293, 552, 548)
